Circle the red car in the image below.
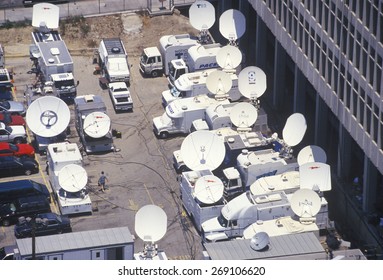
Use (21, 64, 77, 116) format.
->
(0, 142, 35, 158)
(0, 112, 26, 127)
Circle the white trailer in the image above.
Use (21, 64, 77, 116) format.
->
(74, 95, 114, 153)
(180, 169, 227, 232)
(162, 68, 241, 106)
(46, 142, 92, 215)
(167, 43, 223, 86)
(152, 95, 230, 138)
(98, 38, 130, 84)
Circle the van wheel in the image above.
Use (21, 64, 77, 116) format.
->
(151, 70, 160, 78)
(2, 219, 10, 227)
(25, 169, 32, 176)
(14, 137, 24, 144)
(159, 131, 169, 139)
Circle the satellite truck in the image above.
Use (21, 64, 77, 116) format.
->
(201, 148, 332, 242)
(97, 38, 131, 85)
(162, 45, 244, 106)
(46, 142, 92, 215)
(139, 1, 215, 77)
(74, 94, 114, 154)
(29, 3, 78, 103)
(178, 131, 229, 231)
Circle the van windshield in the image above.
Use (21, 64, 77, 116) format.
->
(217, 213, 228, 227)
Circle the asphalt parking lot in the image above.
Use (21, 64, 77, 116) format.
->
(0, 53, 204, 260)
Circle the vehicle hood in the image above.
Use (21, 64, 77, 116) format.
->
(7, 101, 25, 113)
(9, 125, 26, 135)
(201, 218, 228, 241)
(17, 144, 35, 156)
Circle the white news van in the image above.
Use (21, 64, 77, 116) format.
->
(46, 142, 92, 215)
(162, 69, 241, 106)
(152, 95, 230, 139)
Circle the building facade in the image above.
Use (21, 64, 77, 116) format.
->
(213, 0, 383, 255)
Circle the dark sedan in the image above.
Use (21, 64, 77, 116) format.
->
(0, 156, 39, 177)
(14, 212, 71, 238)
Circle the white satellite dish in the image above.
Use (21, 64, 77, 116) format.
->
(26, 96, 70, 138)
(282, 113, 307, 147)
(290, 189, 321, 223)
(32, 3, 60, 30)
(83, 112, 111, 138)
(180, 130, 225, 171)
(297, 145, 327, 166)
(216, 45, 242, 70)
(250, 232, 270, 251)
(219, 9, 246, 43)
(189, 0, 215, 31)
(194, 175, 224, 204)
(299, 162, 332, 192)
(238, 66, 267, 100)
(230, 102, 258, 129)
(58, 164, 88, 193)
(135, 205, 167, 243)
(206, 70, 232, 98)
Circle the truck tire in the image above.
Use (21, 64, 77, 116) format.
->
(2, 219, 10, 227)
(151, 70, 161, 78)
(159, 131, 169, 139)
(24, 169, 32, 176)
(13, 137, 24, 144)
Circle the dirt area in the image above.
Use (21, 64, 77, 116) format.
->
(0, 10, 197, 58)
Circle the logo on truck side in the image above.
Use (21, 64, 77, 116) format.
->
(198, 62, 218, 69)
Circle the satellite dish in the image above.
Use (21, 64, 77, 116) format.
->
(206, 70, 232, 98)
(230, 102, 258, 128)
(58, 164, 88, 193)
(297, 145, 327, 166)
(32, 3, 60, 30)
(135, 205, 167, 243)
(194, 175, 224, 204)
(290, 189, 321, 222)
(26, 96, 70, 138)
(250, 232, 270, 251)
(189, 0, 215, 31)
(83, 112, 111, 138)
(238, 66, 267, 100)
(216, 45, 242, 70)
(282, 113, 307, 147)
(180, 130, 225, 171)
(219, 9, 246, 43)
(299, 162, 332, 192)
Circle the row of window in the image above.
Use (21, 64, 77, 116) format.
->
(262, 0, 383, 150)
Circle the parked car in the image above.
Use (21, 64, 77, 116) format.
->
(0, 245, 16, 260)
(0, 156, 39, 177)
(0, 122, 27, 144)
(0, 142, 35, 158)
(0, 85, 13, 101)
(0, 101, 26, 116)
(108, 82, 133, 111)
(0, 195, 50, 226)
(14, 212, 71, 238)
(0, 112, 26, 127)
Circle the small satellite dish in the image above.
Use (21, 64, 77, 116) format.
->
(250, 232, 270, 251)
(194, 175, 224, 204)
(282, 113, 307, 147)
(135, 205, 167, 243)
(206, 70, 232, 97)
(216, 45, 242, 70)
(189, 0, 215, 31)
(32, 3, 60, 30)
(230, 102, 258, 128)
(26, 96, 70, 138)
(290, 189, 321, 221)
(219, 9, 246, 42)
(83, 112, 111, 138)
(297, 145, 327, 166)
(299, 162, 332, 192)
(238, 66, 267, 100)
(58, 164, 88, 193)
(180, 130, 225, 171)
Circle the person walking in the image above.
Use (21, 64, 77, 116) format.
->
(98, 171, 108, 192)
